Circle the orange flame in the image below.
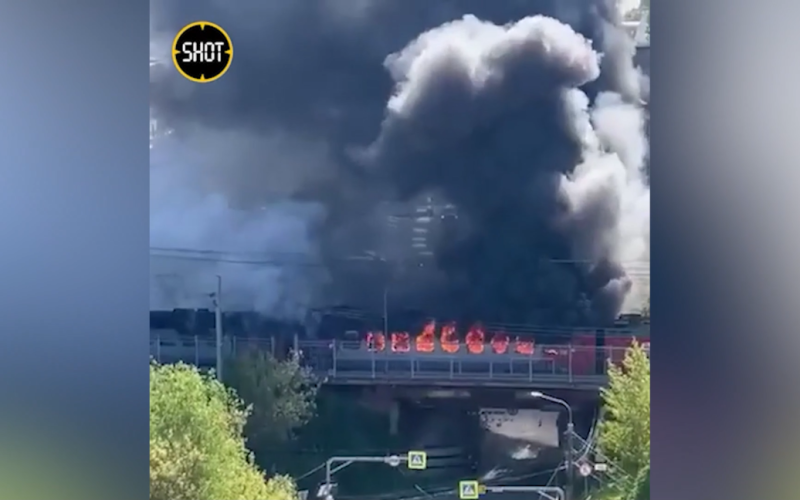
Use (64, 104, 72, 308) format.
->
(415, 321, 436, 353)
(363, 322, 542, 356)
(466, 325, 485, 354)
(391, 332, 410, 352)
(490, 332, 510, 354)
(440, 323, 459, 353)
(365, 331, 386, 351)
(515, 336, 534, 355)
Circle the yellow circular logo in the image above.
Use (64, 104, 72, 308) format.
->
(171, 21, 232, 83)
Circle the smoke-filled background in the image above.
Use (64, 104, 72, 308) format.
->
(149, 0, 650, 326)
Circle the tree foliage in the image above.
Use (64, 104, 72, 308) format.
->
(149, 362, 298, 500)
(225, 348, 319, 445)
(596, 341, 650, 500)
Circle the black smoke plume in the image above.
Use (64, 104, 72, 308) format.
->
(149, 0, 649, 326)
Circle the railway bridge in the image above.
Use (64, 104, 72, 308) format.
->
(149, 334, 645, 392)
(149, 330, 647, 477)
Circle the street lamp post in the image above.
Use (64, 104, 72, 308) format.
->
(531, 391, 575, 500)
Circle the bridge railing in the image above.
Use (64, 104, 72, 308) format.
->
(149, 335, 275, 366)
(295, 340, 638, 386)
(149, 335, 645, 386)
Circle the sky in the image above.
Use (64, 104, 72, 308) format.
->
(619, 0, 643, 15)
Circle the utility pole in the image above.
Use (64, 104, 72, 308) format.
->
(381, 257, 405, 337)
(382, 286, 389, 335)
(213, 275, 223, 380)
(566, 420, 575, 500)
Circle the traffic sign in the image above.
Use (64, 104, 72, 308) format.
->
(579, 463, 592, 477)
(459, 480, 480, 499)
(407, 450, 427, 470)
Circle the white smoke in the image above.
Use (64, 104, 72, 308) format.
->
(559, 89, 650, 312)
(149, 135, 326, 316)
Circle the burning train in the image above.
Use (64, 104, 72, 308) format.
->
(311, 306, 648, 370)
(150, 306, 649, 375)
(149, 1, 651, 486)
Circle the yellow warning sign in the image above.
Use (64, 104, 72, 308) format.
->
(459, 480, 480, 499)
(407, 450, 427, 470)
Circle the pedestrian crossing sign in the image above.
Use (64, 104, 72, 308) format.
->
(459, 480, 480, 499)
(407, 450, 427, 470)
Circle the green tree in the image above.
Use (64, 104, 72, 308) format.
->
(225, 349, 319, 445)
(149, 362, 298, 500)
(596, 341, 651, 500)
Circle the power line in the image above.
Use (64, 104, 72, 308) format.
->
(151, 253, 651, 276)
(152, 252, 326, 268)
(153, 246, 651, 264)
(150, 247, 650, 274)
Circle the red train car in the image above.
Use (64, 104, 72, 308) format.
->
(353, 313, 649, 376)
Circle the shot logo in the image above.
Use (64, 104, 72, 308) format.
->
(172, 21, 232, 83)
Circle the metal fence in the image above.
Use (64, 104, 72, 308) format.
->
(150, 334, 645, 389)
(296, 340, 625, 388)
(149, 335, 275, 366)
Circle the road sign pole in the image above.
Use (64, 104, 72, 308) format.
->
(484, 486, 566, 500)
(566, 422, 574, 500)
(320, 452, 427, 499)
(458, 482, 566, 500)
(324, 456, 401, 486)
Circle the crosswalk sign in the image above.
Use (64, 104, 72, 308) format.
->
(407, 450, 427, 470)
(458, 480, 480, 499)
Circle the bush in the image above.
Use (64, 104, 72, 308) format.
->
(595, 341, 650, 500)
(149, 362, 298, 500)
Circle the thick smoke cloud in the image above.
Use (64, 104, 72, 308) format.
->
(149, 135, 326, 316)
(150, 0, 649, 325)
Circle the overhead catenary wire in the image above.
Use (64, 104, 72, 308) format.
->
(150, 247, 650, 275)
(151, 247, 650, 322)
(153, 246, 651, 264)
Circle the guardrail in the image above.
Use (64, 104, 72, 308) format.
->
(150, 335, 643, 389)
(149, 335, 275, 366)
(296, 340, 619, 388)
